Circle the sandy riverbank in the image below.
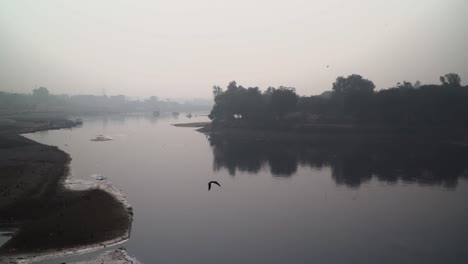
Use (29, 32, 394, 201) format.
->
(73, 248, 141, 264)
(0, 114, 133, 262)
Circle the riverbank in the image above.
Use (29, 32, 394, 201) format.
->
(0, 114, 133, 262)
(172, 122, 210, 128)
(189, 121, 468, 145)
(73, 248, 141, 264)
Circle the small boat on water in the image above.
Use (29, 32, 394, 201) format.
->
(91, 135, 113, 141)
(186, 113, 192, 118)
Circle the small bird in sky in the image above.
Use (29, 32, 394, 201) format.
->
(208, 181, 221, 191)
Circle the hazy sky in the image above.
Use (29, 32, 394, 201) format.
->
(1, 0, 467, 98)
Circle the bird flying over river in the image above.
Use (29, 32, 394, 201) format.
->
(208, 181, 221, 191)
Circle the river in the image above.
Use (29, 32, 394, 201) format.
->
(24, 113, 468, 264)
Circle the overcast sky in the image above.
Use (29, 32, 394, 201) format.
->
(1, 0, 467, 98)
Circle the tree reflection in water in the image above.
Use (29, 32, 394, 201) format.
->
(208, 135, 468, 189)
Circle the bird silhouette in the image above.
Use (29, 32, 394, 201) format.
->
(208, 181, 221, 191)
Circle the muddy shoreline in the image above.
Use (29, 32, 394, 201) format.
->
(0, 115, 133, 262)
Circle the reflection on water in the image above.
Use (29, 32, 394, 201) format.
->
(209, 136, 468, 188)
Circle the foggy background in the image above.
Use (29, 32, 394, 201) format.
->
(1, 0, 467, 98)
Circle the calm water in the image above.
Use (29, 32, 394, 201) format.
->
(25, 114, 468, 264)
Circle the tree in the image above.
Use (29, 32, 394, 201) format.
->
(414, 81, 422, 89)
(241, 87, 264, 121)
(269, 87, 298, 117)
(440, 73, 461, 87)
(396, 81, 414, 89)
(209, 81, 264, 122)
(209, 86, 225, 121)
(212, 85, 223, 98)
(331, 75, 375, 120)
(227, 81, 238, 91)
(332, 74, 375, 95)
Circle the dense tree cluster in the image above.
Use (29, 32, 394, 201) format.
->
(208, 81, 298, 123)
(209, 73, 468, 127)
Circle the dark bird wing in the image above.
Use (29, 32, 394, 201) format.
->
(208, 181, 221, 191)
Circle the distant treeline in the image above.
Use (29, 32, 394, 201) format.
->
(209, 73, 468, 127)
(0, 87, 212, 115)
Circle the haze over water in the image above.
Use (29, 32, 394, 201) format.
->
(24, 114, 468, 264)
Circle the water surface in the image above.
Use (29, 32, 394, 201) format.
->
(26, 113, 468, 264)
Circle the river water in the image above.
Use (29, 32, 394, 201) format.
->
(25, 113, 468, 264)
